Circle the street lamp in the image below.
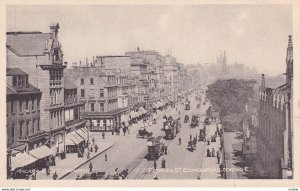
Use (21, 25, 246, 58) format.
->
(86, 120, 91, 159)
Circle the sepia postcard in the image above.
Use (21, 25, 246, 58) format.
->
(0, 0, 299, 188)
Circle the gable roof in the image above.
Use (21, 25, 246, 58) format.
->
(7, 68, 28, 76)
(6, 32, 52, 56)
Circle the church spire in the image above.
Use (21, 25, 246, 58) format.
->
(286, 35, 293, 86)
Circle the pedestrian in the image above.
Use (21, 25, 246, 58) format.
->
(94, 144, 98, 153)
(122, 127, 126, 136)
(161, 158, 166, 168)
(219, 163, 224, 178)
(52, 155, 56, 166)
(207, 148, 211, 157)
(102, 132, 105, 139)
(105, 153, 108, 161)
(164, 146, 168, 155)
(111, 129, 114, 135)
(179, 137, 181, 145)
(190, 134, 192, 141)
(212, 148, 215, 157)
(31, 174, 36, 180)
(53, 172, 58, 180)
(90, 146, 93, 152)
(154, 174, 158, 180)
(154, 161, 157, 170)
(216, 150, 220, 164)
(89, 162, 93, 172)
(92, 138, 95, 145)
(207, 139, 210, 145)
(45, 162, 50, 176)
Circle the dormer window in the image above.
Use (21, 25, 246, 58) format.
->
(18, 75, 27, 88)
(12, 76, 17, 86)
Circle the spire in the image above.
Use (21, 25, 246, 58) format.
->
(286, 35, 293, 63)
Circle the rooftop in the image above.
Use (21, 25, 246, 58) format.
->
(7, 32, 52, 56)
(6, 68, 28, 76)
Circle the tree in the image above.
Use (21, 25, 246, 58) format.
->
(206, 79, 256, 131)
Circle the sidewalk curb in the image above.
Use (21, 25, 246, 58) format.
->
(58, 143, 115, 180)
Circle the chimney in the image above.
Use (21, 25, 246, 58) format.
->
(261, 74, 265, 87)
(49, 23, 59, 38)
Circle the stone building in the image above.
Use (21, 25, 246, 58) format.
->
(6, 68, 44, 153)
(64, 67, 127, 132)
(256, 35, 293, 178)
(6, 23, 66, 153)
(64, 76, 87, 152)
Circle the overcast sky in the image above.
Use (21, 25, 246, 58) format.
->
(7, 4, 292, 75)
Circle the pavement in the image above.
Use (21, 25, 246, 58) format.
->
(35, 141, 114, 180)
(223, 132, 248, 179)
(199, 123, 222, 179)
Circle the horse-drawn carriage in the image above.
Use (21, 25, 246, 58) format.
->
(187, 140, 196, 152)
(198, 127, 206, 141)
(136, 127, 153, 139)
(190, 114, 199, 128)
(184, 115, 189, 123)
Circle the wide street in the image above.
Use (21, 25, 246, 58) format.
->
(64, 93, 210, 180)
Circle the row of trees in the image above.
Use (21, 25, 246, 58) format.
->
(206, 79, 257, 131)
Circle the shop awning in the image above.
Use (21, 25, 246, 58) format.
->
(11, 152, 38, 171)
(157, 101, 163, 108)
(168, 96, 175, 102)
(65, 131, 85, 145)
(152, 102, 159, 109)
(129, 111, 138, 119)
(121, 115, 129, 126)
(137, 107, 147, 116)
(29, 145, 56, 159)
(160, 99, 166, 106)
(163, 97, 169, 104)
(76, 128, 88, 141)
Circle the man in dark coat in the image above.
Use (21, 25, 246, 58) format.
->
(89, 162, 93, 172)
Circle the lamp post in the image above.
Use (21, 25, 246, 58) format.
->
(86, 120, 91, 159)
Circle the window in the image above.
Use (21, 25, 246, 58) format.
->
(11, 101, 14, 114)
(26, 121, 29, 136)
(100, 102, 104, 111)
(81, 79, 84, 85)
(90, 89, 94, 97)
(91, 103, 95, 112)
(11, 123, 15, 142)
(37, 119, 40, 132)
(32, 119, 35, 134)
(25, 100, 29, 111)
(32, 99, 35, 110)
(12, 76, 17, 86)
(19, 101, 23, 113)
(90, 78, 94, 85)
(19, 121, 23, 137)
(100, 89, 104, 98)
(81, 89, 85, 97)
(37, 98, 40, 109)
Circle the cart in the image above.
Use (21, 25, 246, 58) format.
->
(136, 127, 153, 139)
